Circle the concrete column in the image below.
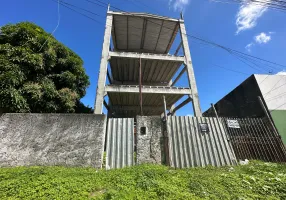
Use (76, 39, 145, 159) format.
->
(168, 80, 176, 115)
(94, 13, 113, 114)
(179, 20, 202, 116)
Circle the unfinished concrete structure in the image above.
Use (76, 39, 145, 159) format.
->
(94, 9, 202, 117)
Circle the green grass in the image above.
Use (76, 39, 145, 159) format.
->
(0, 161, 285, 199)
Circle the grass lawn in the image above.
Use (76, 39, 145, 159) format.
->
(0, 160, 285, 199)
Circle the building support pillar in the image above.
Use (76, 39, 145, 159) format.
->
(94, 13, 113, 114)
(168, 80, 176, 115)
(139, 57, 143, 116)
(179, 20, 202, 116)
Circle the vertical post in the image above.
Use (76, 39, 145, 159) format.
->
(258, 96, 286, 161)
(211, 103, 219, 119)
(163, 95, 167, 121)
(179, 20, 202, 116)
(168, 80, 175, 116)
(139, 57, 143, 116)
(258, 96, 279, 135)
(162, 95, 170, 165)
(94, 13, 113, 114)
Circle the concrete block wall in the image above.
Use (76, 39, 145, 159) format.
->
(0, 113, 106, 168)
(136, 116, 165, 165)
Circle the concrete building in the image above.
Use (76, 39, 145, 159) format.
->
(203, 74, 286, 145)
(94, 9, 202, 118)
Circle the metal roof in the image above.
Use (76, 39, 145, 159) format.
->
(110, 11, 180, 54)
(110, 57, 183, 84)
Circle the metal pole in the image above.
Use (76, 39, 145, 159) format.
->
(211, 103, 219, 119)
(257, 96, 278, 135)
(139, 58, 143, 116)
(258, 96, 286, 161)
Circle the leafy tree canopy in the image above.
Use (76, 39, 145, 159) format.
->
(0, 22, 92, 113)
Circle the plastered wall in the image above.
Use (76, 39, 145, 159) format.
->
(0, 113, 106, 168)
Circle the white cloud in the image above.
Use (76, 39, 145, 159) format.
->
(245, 32, 272, 52)
(236, 0, 269, 34)
(169, 0, 190, 11)
(255, 32, 271, 44)
(245, 43, 254, 52)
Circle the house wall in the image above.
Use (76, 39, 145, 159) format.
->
(255, 74, 286, 110)
(203, 75, 264, 118)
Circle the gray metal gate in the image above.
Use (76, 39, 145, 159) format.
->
(167, 116, 237, 168)
(105, 118, 134, 169)
(223, 118, 286, 162)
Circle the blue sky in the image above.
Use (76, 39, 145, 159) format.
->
(1, 0, 285, 115)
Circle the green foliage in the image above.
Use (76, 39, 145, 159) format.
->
(0, 22, 91, 113)
(0, 161, 285, 199)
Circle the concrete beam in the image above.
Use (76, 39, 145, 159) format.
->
(107, 69, 113, 84)
(112, 80, 169, 86)
(109, 51, 185, 62)
(112, 105, 170, 111)
(108, 11, 180, 22)
(174, 42, 182, 56)
(168, 97, 192, 116)
(105, 85, 191, 95)
(171, 66, 186, 86)
(103, 100, 110, 111)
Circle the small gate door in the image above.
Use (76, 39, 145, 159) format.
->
(105, 118, 134, 169)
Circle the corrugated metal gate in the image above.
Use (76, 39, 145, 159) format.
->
(167, 116, 237, 168)
(223, 118, 286, 162)
(105, 118, 134, 169)
(105, 116, 286, 170)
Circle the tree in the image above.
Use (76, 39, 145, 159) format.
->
(0, 22, 93, 113)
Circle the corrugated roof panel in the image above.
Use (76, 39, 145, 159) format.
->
(113, 15, 128, 50)
(128, 17, 144, 50)
(155, 21, 178, 53)
(143, 18, 162, 52)
(110, 57, 183, 84)
(112, 13, 179, 54)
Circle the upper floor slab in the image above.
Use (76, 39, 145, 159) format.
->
(108, 11, 182, 54)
